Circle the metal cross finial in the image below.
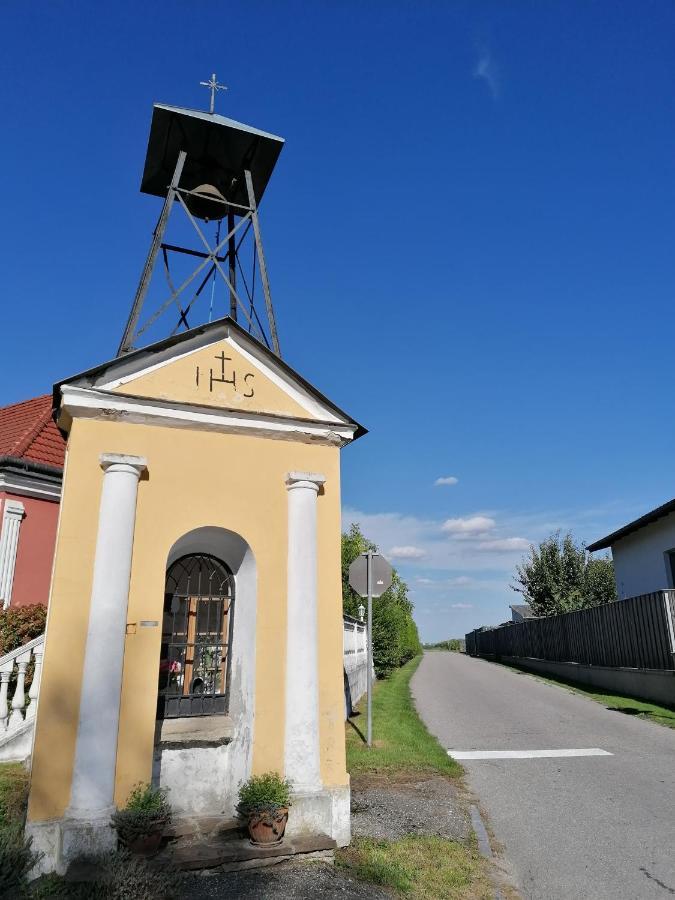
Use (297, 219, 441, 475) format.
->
(199, 73, 228, 114)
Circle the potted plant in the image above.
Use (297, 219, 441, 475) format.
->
(237, 772, 292, 846)
(111, 782, 172, 854)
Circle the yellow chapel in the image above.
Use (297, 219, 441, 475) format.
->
(26, 316, 364, 874)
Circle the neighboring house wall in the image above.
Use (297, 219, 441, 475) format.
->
(611, 513, 675, 599)
(4, 493, 59, 607)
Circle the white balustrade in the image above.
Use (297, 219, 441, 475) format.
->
(343, 616, 369, 715)
(26, 645, 44, 720)
(0, 634, 45, 735)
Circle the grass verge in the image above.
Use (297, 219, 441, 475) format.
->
(0, 762, 29, 824)
(340, 657, 496, 899)
(345, 656, 462, 778)
(502, 661, 675, 729)
(338, 835, 493, 899)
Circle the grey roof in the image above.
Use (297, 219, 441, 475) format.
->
(509, 603, 535, 619)
(154, 104, 284, 143)
(587, 497, 675, 552)
(140, 104, 284, 209)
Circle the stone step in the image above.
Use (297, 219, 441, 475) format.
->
(166, 833, 337, 872)
(164, 815, 239, 840)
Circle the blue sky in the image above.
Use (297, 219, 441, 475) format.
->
(1, 1, 674, 641)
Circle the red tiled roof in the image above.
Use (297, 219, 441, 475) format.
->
(0, 395, 65, 470)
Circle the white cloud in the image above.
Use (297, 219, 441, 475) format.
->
(342, 500, 645, 642)
(442, 515, 495, 535)
(473, 45, 500, 99)
(451, 603, 473, 609)
(435, 476, 459, 487)
(448, 576, 473, 586)
(476, 537, 530, 552)
(341, 501, 628, 590)
(389, 545, 427, 560)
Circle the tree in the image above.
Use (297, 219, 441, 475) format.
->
(512, 531, 616, 616)
(341, 523, 421, 677)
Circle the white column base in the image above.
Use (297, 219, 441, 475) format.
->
(285, 784, 351, 847)
(26, 809, 117, 878)
(61, 808, 116, 869)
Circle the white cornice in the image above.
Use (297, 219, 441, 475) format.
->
(60, 385, 357, 447)
(0, 470, 61, 502)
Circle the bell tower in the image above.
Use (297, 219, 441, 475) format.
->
(118, 76, 284, 357)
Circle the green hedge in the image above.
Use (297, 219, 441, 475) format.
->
(0, 605, 47, 656)
(342, 524, 421, 678)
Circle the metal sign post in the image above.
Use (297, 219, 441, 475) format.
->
(348, 552, 393, 748)
(366, 551, 373, 747)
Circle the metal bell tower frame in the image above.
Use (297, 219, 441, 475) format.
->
(118, 80, 283, 357)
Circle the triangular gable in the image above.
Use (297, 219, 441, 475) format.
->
(55, 318, 365, 437)
(105, 337, 312, 420)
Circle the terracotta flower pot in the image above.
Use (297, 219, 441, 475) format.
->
(247, 807, 289, 845)
(126, 830, 164, 855)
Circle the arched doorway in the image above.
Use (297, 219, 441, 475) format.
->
(158, 552, 235, 719)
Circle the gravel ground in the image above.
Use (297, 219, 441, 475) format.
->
(180, 859, 392, 899)
(351, 775, 470, 842)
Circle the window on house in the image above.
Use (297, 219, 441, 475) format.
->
(157, 553, 234, 719)
(667, 550, 675, 589)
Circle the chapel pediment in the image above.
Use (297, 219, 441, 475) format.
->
(54, 318, 365, 446)
(108, 338, 310, 419)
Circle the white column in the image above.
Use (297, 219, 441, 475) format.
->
(284, 471, 325, 793)
(0, 500, 25, 608)
(68, 453, 146, 821)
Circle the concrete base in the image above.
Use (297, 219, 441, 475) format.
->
(286, 784, 351, 847)
(25, 786, 352, 877)
(0, 718, 34, 764)
(26, 810, 116, 878)
(26, 819, 62, 878)
(502, 656, 675, 707)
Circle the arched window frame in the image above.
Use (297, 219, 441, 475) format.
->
(158, 552, 235, 719)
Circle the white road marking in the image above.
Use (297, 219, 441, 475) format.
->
(448, 748, 613, 760)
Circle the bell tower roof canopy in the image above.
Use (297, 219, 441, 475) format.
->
(140, 103, 285, 209)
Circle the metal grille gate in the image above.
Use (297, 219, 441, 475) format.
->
(158, 553, 234, 718)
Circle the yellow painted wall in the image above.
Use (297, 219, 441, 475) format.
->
(28, 414, 347, 823)
(110, 339, 310, 420)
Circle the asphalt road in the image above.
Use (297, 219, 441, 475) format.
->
(412, 652, 675, 900)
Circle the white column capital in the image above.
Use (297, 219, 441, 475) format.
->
(2, 500, 25, 520)
(100, 453, 147, 477)
(285, 472, 325, 493)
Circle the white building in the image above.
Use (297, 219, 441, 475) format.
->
(587, 498, 675, 599)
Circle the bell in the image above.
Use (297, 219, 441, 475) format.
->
(185, 182, 227, 221)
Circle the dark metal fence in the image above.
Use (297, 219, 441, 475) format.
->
(466, 590, 675, 670)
